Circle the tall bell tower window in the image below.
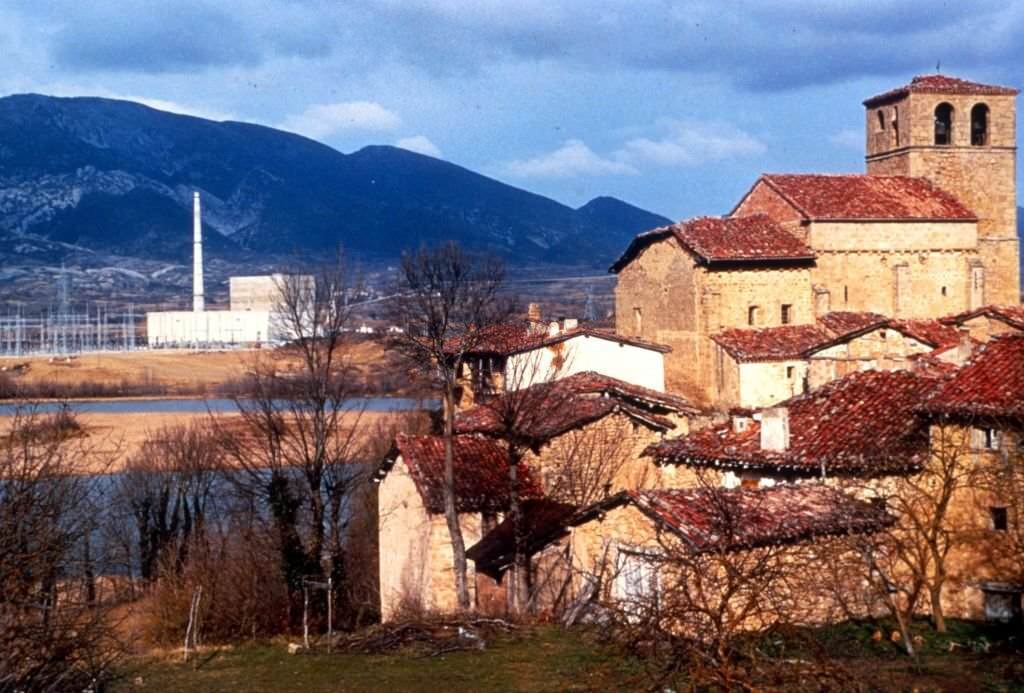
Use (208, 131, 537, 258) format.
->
(971, 103, 989, 146)
(934, 103, 954, 145)
(876, 110, 886, 132)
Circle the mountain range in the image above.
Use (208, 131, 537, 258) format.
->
(0, 94, 670, 268)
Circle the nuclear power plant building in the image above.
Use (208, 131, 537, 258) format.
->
(146, 193, 306, 347)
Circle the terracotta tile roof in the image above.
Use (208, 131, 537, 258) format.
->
(816, 311, 888, 335)
(379, 434, 541, 514)
(864, 74, 1019, 106)
(919, 335, 1024, 420)
(756, 174, 975, 221)
(456, 372, 695, 442)
(578, 485, 894, 553)
(941, 304, 1024, 331)
(888, 318, 962, 348)
(712, 324, 834, 362)
(466, 498, 577, 578)
(610, 214, 815, 272)
(449, 321, 671, 356)
(647, 369, 939, 475)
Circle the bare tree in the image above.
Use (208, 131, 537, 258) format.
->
(216, 254, 370, 628)
(389, 242, 512, 611)
(599, 477, 893, 690)
(114, 422, 223, 582)
(0, 405, 122, 691)
(881, 420, 979, 633)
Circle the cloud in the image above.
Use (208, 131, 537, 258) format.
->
(395, 135, 442, 158)
(279, 101, 401, 139)
(829, 129, 864, 150)
(617, 120, 765, 167)
(503, 140, 637, 179)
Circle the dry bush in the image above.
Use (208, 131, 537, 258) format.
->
(0, 406, 123, 690)
(143, 527, 291, 644)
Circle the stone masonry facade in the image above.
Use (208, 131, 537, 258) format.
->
(614, 74, 1021, 407)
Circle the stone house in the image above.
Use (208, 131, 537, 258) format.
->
(644, 347, 1024, 622)
(917, 334, 1024, 621)
(467, 484, 893, 624)
(611, 214, 816, 405)
(375, 372, 699, 620)
(613, 74, 1020, 408)
(374, 434, 541, 621)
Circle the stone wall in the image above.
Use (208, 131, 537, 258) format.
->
(377, 458, 484, 620)
(866, 91, 1019, 304)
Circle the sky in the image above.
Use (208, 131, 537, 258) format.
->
(2, 0, 1023, 220)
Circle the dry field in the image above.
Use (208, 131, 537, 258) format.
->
(0, 339, 392, 393)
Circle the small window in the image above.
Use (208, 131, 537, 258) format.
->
(934, 103, 954, 145)
(893, 106, 900, 146)
(614, 550, 659, 607)
(781, 304, 792, 325)
(633, 307, 642, 334)
(876, 110, 886, 132)
(786, 366, 795, 379)
(748, 305, 759, 326)
(971, 103, 989, 146)
(843, 286, 849, 305)
(973, 427, 1001, 451)
(991, 507, 1009, 531)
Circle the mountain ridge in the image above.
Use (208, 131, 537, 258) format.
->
(0, 93, 671, 267)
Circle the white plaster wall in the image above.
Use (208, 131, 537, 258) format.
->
(506, 335, 666, 392)
(377, 458, 432, 622)
(146, 310, 272, 346)
(738, 361, 807, 409)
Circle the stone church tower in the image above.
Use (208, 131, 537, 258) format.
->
(863, 75, 1020, 304)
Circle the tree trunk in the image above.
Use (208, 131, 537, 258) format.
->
(509, 456, 528, 615)
(442, 385, 471, 611)
(929, 584, 947, 633)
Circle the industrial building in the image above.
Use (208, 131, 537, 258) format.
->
(146, 193, 307, 347)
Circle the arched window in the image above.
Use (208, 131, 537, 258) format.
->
(971, 103, 989, 146)
(934, 103, 954, 145)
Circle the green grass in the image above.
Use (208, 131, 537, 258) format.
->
(114, 620, 1024, 693)
(114, 627, 642, 693)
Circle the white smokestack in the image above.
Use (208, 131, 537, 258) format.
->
(192, 191, 204, 312)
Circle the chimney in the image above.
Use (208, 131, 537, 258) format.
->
(731, 411, 753, 433)
(760, 407, 790, 452)
(192, 192, 204, 312)
(527, 302, 542, 323)
(955, 326, 972, 364)
(548, 321, 560, 337)
(563, 318, 579, 331)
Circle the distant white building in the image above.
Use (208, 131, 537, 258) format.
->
(145, 193, 311, 347)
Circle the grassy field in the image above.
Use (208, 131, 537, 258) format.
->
(115, 627, 639, 693)
(115, 621, 1024, 693)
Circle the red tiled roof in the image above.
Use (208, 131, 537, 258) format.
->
(816, 311, 888, 335)
(756, 174, 975, 221)
(647, 369, 939, 475)
(578, 485, 894, 553)
(466, 498, 577, 578)
(941, 304, 1024, 331)
(864, 74, 1019, 106)
(456, 372, 694, 442)
(382, 434, 541, 514)
(888, 318, 962, 348)
(449, 322, 671, 356)
(919, 335, 1024, 420)
(610, 214, 815, 272)
(712, 324, 834, 362)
